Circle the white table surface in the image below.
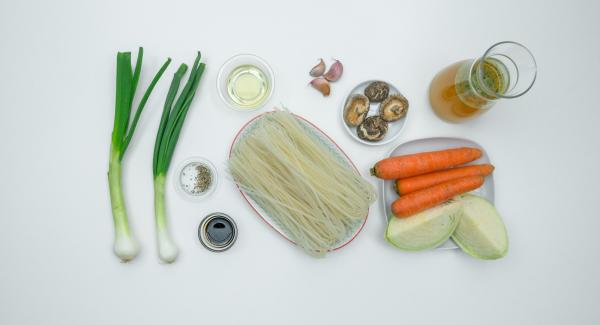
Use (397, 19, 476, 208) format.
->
(1, 0, 599, 324)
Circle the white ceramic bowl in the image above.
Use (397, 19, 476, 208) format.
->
(341, 80, 409, 146)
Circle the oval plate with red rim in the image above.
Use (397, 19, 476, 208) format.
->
(229, 111, 369, 251)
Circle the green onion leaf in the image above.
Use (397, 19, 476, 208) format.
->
(121, 57, 172, 158)
(155, 52, 204, 175)
(129, 47, 143, 110)
(112, 52, 133, 149)
(153, 64, 188, 176)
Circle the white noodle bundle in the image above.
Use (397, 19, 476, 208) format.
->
(229, 110, 375, 257)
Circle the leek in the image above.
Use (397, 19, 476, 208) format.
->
(152, 52, 205, 263)
(109, 48, 170, 262)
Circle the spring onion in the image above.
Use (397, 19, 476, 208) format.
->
(152, 52, 205, 263)
(108, 47, 170, 262)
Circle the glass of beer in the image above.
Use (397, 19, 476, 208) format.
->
(429, 41, 537, 123)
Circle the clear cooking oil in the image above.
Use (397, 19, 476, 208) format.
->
(226, 65, 270, 108)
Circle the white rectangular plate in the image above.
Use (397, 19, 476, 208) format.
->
(382, 137, 495, 249)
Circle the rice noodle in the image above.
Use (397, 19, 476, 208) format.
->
(229, 110, 375, 257)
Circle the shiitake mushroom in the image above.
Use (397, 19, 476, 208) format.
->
(344, 94, 370, 126)
(357, 116, 388, 142)
(364, 81, 390, 102)
(379, 94, 409, 122)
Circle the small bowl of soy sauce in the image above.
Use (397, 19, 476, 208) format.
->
(198, 213, 238, 252)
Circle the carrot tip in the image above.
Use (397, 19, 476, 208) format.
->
(370, 166, 377, 177)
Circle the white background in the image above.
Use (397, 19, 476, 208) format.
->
(1, 0, 599, 324)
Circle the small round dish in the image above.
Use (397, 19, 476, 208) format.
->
(216, 54, 275, 112)
(173, 157, 218, 201)
(341, 80, 409, 146)
(198, 212, 238, 252)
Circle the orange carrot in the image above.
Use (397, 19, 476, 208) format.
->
(391, 176, 484, 218)
(371, 147, 482, 180)
(395, 164, 494, 195)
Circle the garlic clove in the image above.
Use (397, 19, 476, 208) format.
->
(310, 77, 331, 96)
(310, 58, 326, 77)
(324, 59, 343, 82)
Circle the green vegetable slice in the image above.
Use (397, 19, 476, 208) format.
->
(385, 201, 462, 251)
(452, 194, 508, 260)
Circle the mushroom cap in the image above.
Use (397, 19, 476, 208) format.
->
(364, 81, 390, 102)
(379, 94, 409, 122)
(357, 116, 388, 142)
(344, 94, 370, 126)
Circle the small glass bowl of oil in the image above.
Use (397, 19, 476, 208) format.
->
(217, 54, 275, 111)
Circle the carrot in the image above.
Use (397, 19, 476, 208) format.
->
(395, 164, 494, 195)
(371, 147, 482, 180)
(391, 176, 484, 218)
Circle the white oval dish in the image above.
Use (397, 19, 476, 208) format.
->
(382, 137, 495, 249)
(341, 80, 409, 146)
(229, 112, 369, 251)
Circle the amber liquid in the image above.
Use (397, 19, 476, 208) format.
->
(429, 59, 507, 123)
